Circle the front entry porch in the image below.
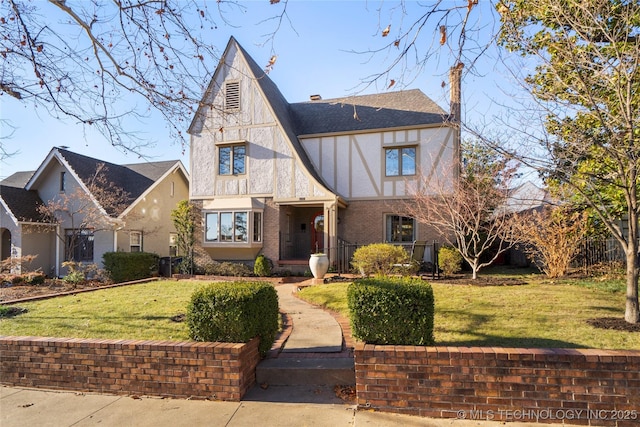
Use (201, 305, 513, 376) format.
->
(276, 201, 341, 272)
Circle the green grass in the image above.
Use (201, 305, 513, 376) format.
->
(297, 276, 639, 350)
(0, 281, 205, 341)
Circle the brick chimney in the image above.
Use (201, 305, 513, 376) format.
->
(449, 62, 464, 180)
(449, 62, 464, 123)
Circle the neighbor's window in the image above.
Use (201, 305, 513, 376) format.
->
(225, 81, 240, 111)
(219, 144, 246, 175)
(385, 147, 416, 176)
(130, 231, 142, 252)
(60, 171, 66, 192)
(65, 229, 94, 262)
(205, 211, 261, 244)
(385, 215, 415, 242)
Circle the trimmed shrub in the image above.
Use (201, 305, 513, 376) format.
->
(186, 281, 279, 356)
(198, 261, 253, 277)
(24, 272, 46, 285)
(102, 252, 159, 283)
(63, 270, 85, 284)
(351, 243, 409, 277)
(348, 277, 434, 345)
(254, 254, 272, 277)
(438, 245, 463, 276)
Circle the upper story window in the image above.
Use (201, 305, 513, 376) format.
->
(219, 144, 246, 175)
(130, 231, 142, 252)
(225, 81, 240, 111)
(385, 215, 415, 242)
(385, 147, 416, 177)
(60, 171, 66, 192)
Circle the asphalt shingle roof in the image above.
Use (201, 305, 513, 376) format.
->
(1, 171, 35, 188)
(55, 149, 179, 217)
(0, 185, 47, 223)
(291, 90, 447, 136)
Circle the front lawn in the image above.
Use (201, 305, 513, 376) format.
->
(1, 276, 638, 350)
(0, 280, 203, 341)
(298, 277, 640, 350)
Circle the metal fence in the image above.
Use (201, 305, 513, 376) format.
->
(573, 237, 628, 270)
(334, 239, 440, 277)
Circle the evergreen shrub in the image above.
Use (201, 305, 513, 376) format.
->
(102, 252, 159, 283)
(438, 246, 463, 276)
(186, 281, 279, 356)
(254, 255, 272, 277)
(351, 243, 408, 277)
(348, 276, 434, 345)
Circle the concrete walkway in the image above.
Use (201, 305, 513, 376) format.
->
(275, 281, 343, 353)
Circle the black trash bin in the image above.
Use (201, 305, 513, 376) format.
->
(159, 257, 182, 277)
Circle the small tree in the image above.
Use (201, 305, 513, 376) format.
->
(170, 200, 197, 274)
(38, 163, 130, 268)
(405, 140, 520, 279)
(513, 206, 588, 278)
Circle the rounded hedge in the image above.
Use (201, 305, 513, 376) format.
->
(348, 277, 434, 345)
(186, 281, 278, 356)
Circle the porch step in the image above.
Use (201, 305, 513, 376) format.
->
(256, 357, 355, 386)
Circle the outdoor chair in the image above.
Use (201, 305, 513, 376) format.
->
(393, 240, 427, 275)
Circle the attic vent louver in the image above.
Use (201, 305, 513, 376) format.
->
(225, 81, 240, 110)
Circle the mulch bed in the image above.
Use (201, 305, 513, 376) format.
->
(587, 317, 640, 332)
(435, 276, 528, 286)
(0, 280, 112, 303)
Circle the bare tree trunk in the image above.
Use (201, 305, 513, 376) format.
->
(625, 206, 639, 323)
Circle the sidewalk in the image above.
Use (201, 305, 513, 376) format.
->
(0, 280, 555, 427)
(1, 385, 551, 427)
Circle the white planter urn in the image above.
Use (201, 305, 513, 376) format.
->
(309, 253, 329, 279)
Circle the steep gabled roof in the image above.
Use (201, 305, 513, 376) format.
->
(0, 185, 48, 224)
(291, 90, 447, 136)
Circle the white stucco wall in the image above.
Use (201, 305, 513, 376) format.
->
(301, 126, 455, 200)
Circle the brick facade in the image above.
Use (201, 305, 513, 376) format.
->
(339, 200, 441, 245)
(0, 336, 261, 401)
(355, 344, 640, 426)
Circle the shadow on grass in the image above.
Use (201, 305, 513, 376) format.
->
(434, 334, 586, 348)
(434, 308, 584, 348)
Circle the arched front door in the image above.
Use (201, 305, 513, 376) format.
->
(311, 212, 324, 253)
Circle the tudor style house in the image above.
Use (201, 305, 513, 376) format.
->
(0, 147, 189, 276)
(188, 37, 460, 271)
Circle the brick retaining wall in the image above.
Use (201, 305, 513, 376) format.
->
(355, 344, 640, 426)
(0, 336, 260, 401)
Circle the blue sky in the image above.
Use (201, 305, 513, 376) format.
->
(0, 0, 524, 180)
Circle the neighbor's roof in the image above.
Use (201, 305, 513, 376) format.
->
(57, 149, 184, 216)
(25, 148, 185, 217)
(1, 171, 35, 188)
(0, 185, 48, 223)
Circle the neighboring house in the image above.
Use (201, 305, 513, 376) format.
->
(0, 147, 189, 276)
(188, 37, 461, 272)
